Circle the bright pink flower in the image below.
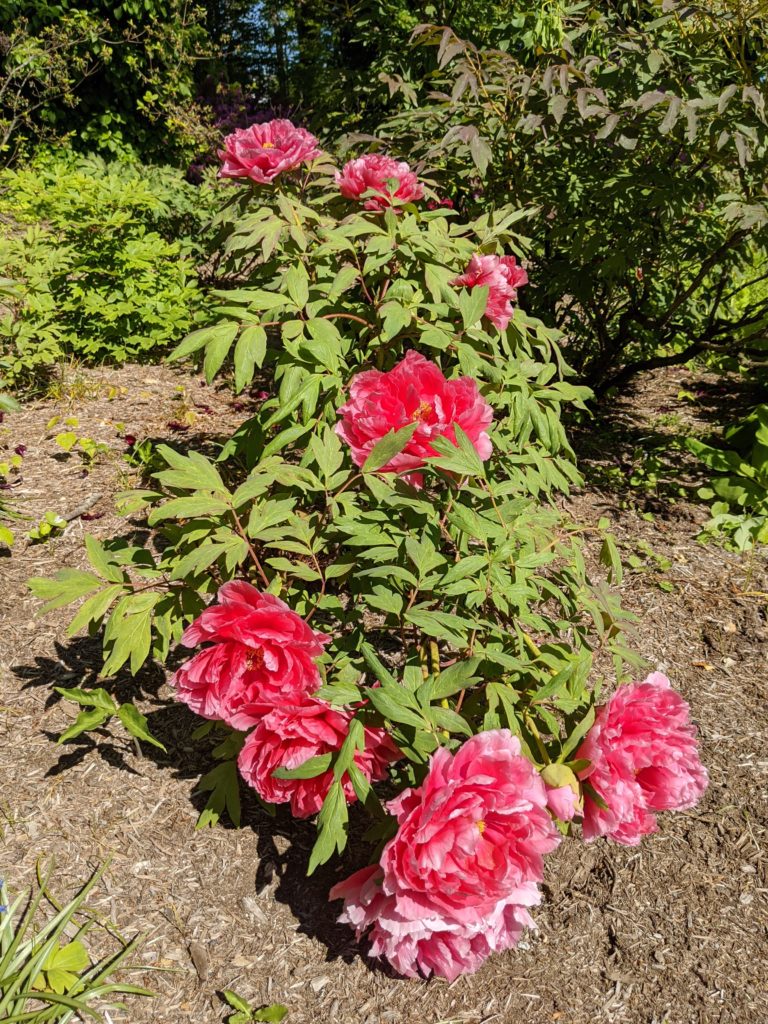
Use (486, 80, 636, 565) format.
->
(451, 254, 528, 331)
(237, 698, 400, 818)
(335, 154, 424, 211)
(546, 784, 578, 821)
(331, 865, 541, 981)
(218, 119, 321, 183)
(170, 582, 328, 729)
(335, 350, 493, 486)
(576, 672, 709, 846)
(330, 731, 560, 979)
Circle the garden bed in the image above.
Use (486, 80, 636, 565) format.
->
(1, 364, 766, 1024)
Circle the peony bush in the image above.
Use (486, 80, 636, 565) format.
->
(31, 120, 708, 981)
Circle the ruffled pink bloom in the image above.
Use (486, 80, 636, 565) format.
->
(335, 350, 493, 486)
(335, 154, 424, 211)
(170, 582, 328, 729)
(451, 254, 528, 331)
(546, 784, 578, 821)
(218, 119, 321, 183)
(330, 731, 560, 979)
(331, 865, 541, 981)
(576, 672, 709, 846)
(237, 698, 400, 818)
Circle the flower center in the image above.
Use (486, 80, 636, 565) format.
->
(413, 400, 432, 422)
(262, 142, 276, 149)
(476, 819, 486, 834)
(245, 648, 265, 671)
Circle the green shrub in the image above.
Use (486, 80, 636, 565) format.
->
(31, 153, 636, 831)
(0, 151, 214, 386)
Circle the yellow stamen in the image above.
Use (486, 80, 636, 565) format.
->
(413, 400, 432, 422)
(476, 819, 486, 834)
(262, 142, 275, 149)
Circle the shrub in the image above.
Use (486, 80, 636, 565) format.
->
(0, 151, 214, 386)
(688, 403, 768, 550)
(371, 2, 768, 391)
(30, 124, 707, 980)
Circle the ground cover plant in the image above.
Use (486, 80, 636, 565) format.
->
(31, 121, 709, 981)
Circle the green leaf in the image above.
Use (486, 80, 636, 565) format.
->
(234, 326, 267, 393)
(58, 707, 110, 743)
(272, 753, 332, 779)
(29, 570, 103, 613)
(65, 584, 124, 637)
(254, 1006, 289, 1023)
(366, 685, 426, 729)
(84, 535, 125, 583)
(223, 990, 252, 1014)
(54, 687, 117, 713)
(285, 264, 309, 308)
(599, 534, 623, 585)
(203, 324, 240, 383)
(360, 642, 397, 687)
(118, 703, 167, 751)
(469, 134, 492, 175)
(362, 422, 418, 473)
(308, 781, 348, 874)
(170, 325, 223, 361)
(458, 285, 489, 329)
(195, 759, 243, 828)
(559, 705, 595, 761)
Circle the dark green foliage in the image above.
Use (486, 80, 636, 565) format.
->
(0, 1, 213, 162)
(372, 1, 768, 390)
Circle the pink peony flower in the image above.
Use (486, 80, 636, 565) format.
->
(335, 153, 424, 211)
(331, 865, 541, 981)
(335, 350, 493, 486)
(451, 254, 528, 332)
(237, 698, 400, 818)
(330, 730, 560, 979)
(170, 581, 328, 729)
(218, 119, 321, 183)
(576, 672, 709, 846)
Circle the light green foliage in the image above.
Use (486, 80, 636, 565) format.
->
(0, 863, 152, 1023)
(688, 404, 768, 549)
(48, 416, 109, 468)
(374, 2, 768, 390)
(27, 510, 66, 543)
(0, 151, 214, 387)
(222, 990, 288, 1024)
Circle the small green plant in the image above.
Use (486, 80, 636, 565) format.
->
(222, 991, 288, 1024)
(0, 862, 152, 1023)
(27, 511, 67, 543)
(49, 416, 110, 469)
(623, 539, 675, 593)
(688, 404, 768, 550)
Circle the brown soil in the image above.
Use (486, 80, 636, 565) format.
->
(1, 364, 766, 1024)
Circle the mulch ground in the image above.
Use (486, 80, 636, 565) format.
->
(0, 363, 766, 1024)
